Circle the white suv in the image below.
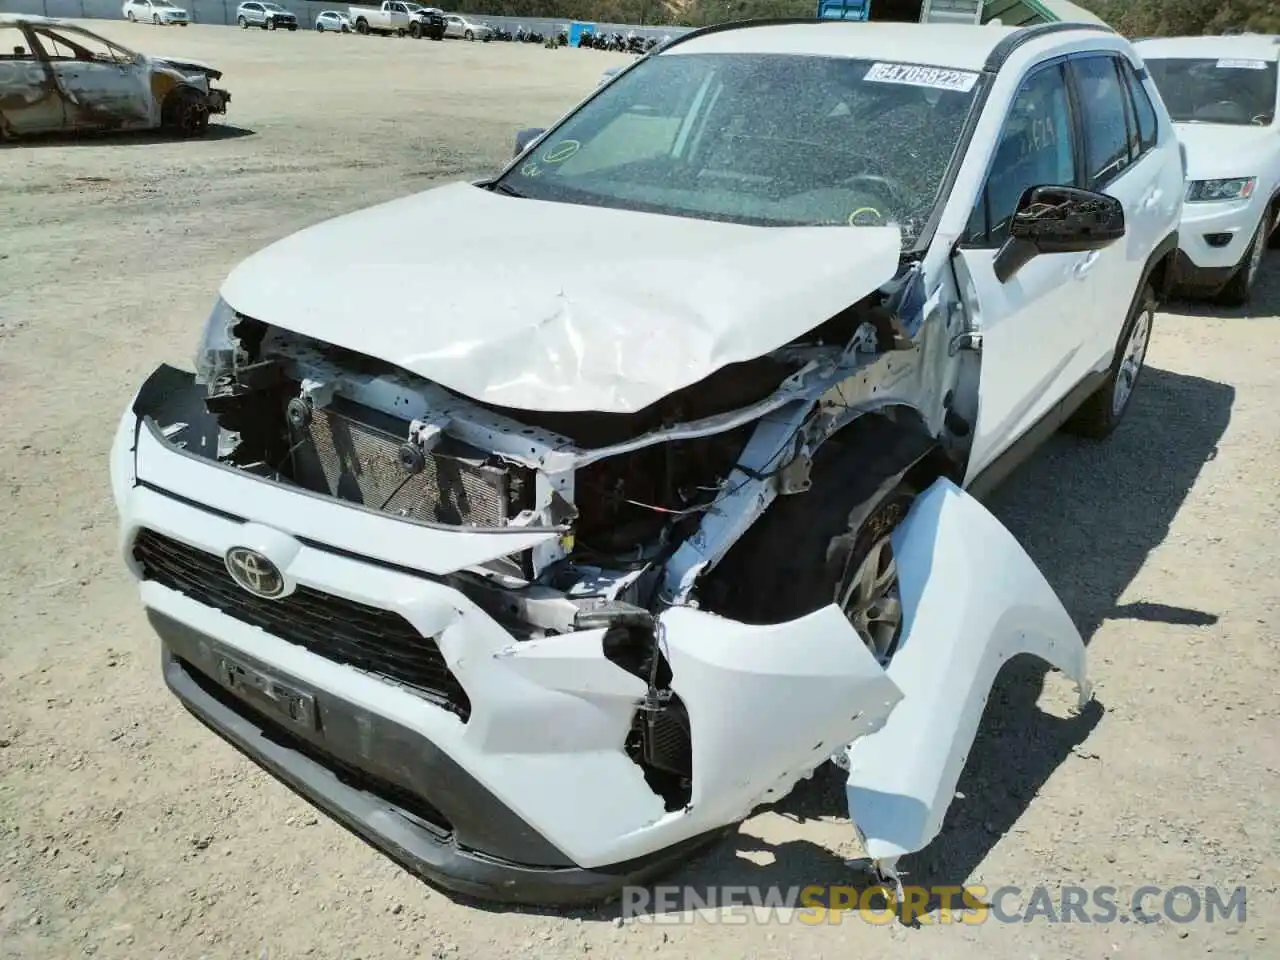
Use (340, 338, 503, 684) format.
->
(111, 20, 1181, 905)
(1136, 34, 1280, 305)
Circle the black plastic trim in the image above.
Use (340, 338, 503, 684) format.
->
(153, 610, 726, 905)
(983, 20, 1116, 73)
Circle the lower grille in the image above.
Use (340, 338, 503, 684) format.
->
(290, 398, 529, 528)
(133, 529, 471, 719)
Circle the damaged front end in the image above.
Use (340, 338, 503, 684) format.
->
(114, 257, 1090, 903)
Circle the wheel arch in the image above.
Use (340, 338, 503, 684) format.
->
(1140, 229, 1179, 307)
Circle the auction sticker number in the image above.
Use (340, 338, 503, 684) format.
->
(1216, 58, 1267, 70)
(863, 62, 979, 93)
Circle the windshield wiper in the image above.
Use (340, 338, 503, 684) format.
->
(491, 182, 526, 198)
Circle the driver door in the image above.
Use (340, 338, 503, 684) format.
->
(951, 60, 1098, 487)
(33, 26, 154, 130)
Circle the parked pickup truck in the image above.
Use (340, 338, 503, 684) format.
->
(349, 1, 444, 38)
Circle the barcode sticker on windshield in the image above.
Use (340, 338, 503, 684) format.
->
(863, 62, 979, 92)
(1216, 58, 1268, 70)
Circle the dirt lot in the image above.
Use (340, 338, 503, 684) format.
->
(2, 20, 1278, 960)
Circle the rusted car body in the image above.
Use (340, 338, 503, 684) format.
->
(0, 14, 230, 139)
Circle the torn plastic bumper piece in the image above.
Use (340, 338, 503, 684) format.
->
(842, 479, 1092, 877)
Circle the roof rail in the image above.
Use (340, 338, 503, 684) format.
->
(983, 19, 1116, 72)
(654, 16, 828, 54)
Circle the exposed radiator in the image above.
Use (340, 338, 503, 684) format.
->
(289, 397, 529, 527)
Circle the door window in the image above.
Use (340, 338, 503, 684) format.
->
(31, 26, 134, 63)
(1119, 58, 1159, 154)
(1, 25, 34, 59)
(1070, 55, 1134, 187)
(966, 62, 1078, 246)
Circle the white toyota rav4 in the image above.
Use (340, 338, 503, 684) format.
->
(1136, 34, 1280, 305)
(111, 19, 1183, 904)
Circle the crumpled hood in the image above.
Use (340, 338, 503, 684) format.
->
(1175, 123, 1276, 181)
(219, 181, 903, 414)
(151, 55, 221, 80)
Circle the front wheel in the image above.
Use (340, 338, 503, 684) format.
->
(1063, 282, 1155, 440)
(315, 21, 324, 30)
(237, 14, 247, 27)
(464, 28, 473, 40)
(355, 18, 368, 33)
(266, 18, 276, 29)
(152, 13, 160, 23)
(409, 21, 421, 37)
(126, 10, 136, 21)
(161, 86, 210, 138)
(700, 416, 926, 665)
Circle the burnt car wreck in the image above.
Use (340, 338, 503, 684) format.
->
(0, 15, 229, 139)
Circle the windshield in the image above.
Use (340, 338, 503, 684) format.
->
(494, 53, 979, 243)
(1144, 57, 1278, 125)
(262, 3, 285, 10)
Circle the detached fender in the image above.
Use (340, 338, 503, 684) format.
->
(844, 478, 1091, 866)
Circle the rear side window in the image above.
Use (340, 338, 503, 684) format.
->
(1120, 59, 1160, 153)
(1070, 55, 1133, 187)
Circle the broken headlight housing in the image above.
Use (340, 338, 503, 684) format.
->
(194, 297, 248, 386)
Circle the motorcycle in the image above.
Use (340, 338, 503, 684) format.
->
(577, 30, 594, 47)
(490, 23, 511, 40)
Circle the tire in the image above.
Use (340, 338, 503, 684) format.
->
(701, 415, 930, 664)
(316, 21, 324, 31)
(1216, 215, 1268, 307)
(152, 13, 160, 23)
(266, 18, 276, 29)
(464, 28, 473, 40)
(238, 14, 247, 27)
(127, 10, 136, 21)
(355, 18, 368, 33)
(1062, 282, 1155, 440)
(161, 86, 210, 138)
(409, 21, 421, 38)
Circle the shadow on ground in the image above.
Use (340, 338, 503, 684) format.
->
(1, 123, 255, 148)
(481, 363, 1234, 923)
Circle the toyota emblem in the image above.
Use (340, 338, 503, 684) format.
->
(224, 547, 286, 599)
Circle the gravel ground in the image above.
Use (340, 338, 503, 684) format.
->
(2, 21, 1278, 960)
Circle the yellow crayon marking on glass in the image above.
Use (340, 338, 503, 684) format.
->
(848, 207, 881, 226)
(521, 160, 542, 177)
(541, 139, 580, 164)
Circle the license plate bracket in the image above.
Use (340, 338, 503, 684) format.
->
(217, 654, 317, 733)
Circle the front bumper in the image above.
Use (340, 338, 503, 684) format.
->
(154, 609, 718, 904)
(1175, 196, 1268, 274)
(113, 364, 901, 904)
(207, 88, 230, 114)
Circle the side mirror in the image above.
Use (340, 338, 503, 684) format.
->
(993, 185, 1126, 283)
(513, 127, 546, 158)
